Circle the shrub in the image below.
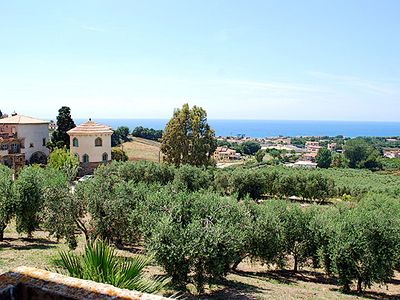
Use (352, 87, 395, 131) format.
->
(58, 239, 167, 293)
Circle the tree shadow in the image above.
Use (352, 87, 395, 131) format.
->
(185, 278, 265, 300)
(330, 288, 400, 300)
(0, 237, 57, 250)
(234, 269, 341, 286)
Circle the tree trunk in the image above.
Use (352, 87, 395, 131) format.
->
(342, 282, 351, 294)
(0, 227, 4, 241)
(293, 255, 298, 272)
(357, 277, 363, 293)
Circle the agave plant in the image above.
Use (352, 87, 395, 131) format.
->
(58, 239, 168, 293)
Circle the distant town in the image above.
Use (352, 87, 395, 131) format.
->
(1, 107, 400, 175)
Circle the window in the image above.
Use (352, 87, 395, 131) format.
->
(42, 138, 46, 146)
(29, 143, 34, 148)
(1, 144, 8, 150)
(95, 137, 102, 147)
(83, 154, 89, 163)
(72, 138, 79, 147)
(102, 152, 108, 162)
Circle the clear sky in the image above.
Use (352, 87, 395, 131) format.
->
(0, 0, 399, 121)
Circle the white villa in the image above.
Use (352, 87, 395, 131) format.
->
(0, 114, 50, 165)
(67, 119, 113, 175)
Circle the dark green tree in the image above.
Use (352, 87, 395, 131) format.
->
(132, 126, 163, 141)
(316, 147, 332, 168)
(52, 106, 76, 148)
(344, 138, 381, 170)
(241, 141, 261, 155)
(161, 103, 216, 166)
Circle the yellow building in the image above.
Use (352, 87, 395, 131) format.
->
(67, 119, 113, 175)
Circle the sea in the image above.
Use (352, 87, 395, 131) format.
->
(75, 119, 400, 138)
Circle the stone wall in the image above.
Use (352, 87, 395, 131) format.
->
(0, 266, 170, 300)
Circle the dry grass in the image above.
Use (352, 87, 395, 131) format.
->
(121, 137, 162, 162)
(1, 224, 399, 299)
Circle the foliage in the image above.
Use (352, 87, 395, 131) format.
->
(161, 103, 216, 167)
(344, 138, 381, 170)
(14, 166, 45, 237)
(381, 157, 400, 170)
(41, 168, 77, 249)
(0, 165, 15, 240)
(115, 161, 175, 185)
(141, 189, 246, 293)
(75, 165, 150, 244)
(111, 147, 128, 161)
(331, 153, 349, 168)
(173, 164, 212, 192)
(112, 126, 131, 146)
(329, 195, 400, 292)
(51, 106, 76, 149)
(255, 149, 265, 163)
(316, 147, 332, 168)
(58, 239, 167, 293)
(228, 168, 266, 199)
(47, 147, 79, 181)
(240, 141, 261, 155)
(132, 126, 163, 141)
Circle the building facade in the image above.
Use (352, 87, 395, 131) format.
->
(0, 115, 50, 167)
(67, 119, 113, 175)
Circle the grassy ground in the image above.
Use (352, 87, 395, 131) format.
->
(1, 224, 399, 299)
(122, 137, 162, 162)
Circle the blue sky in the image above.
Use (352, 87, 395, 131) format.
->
(0, 0, 399, 121)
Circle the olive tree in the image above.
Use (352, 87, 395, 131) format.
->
(142, 188, 247, 293)
(330, 195, 400, 293)
(41, 168, 78, 249)
(0, 165, 15, 241)
(14, 166, 45, 237)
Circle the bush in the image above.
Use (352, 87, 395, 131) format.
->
(58, 239, 167, 293)
(111, 147, 128, 161)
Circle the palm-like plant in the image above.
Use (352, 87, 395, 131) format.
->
(58, 239, 168, 293)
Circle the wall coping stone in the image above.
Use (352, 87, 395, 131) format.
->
(0, 266, 171, 300)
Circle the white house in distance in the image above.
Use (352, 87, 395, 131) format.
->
(67, 119, 113, 175)
(0, 114, 50, 164)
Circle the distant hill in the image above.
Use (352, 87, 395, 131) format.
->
(122, 137, 161, 162)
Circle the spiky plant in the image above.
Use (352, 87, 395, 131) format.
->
(58, 239, 168, 293)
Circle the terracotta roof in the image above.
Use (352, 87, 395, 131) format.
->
(0, 115, 49, 125)
(67, 119, 113, 135)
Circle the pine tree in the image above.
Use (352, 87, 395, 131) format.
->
(52, 106, 76, 148)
